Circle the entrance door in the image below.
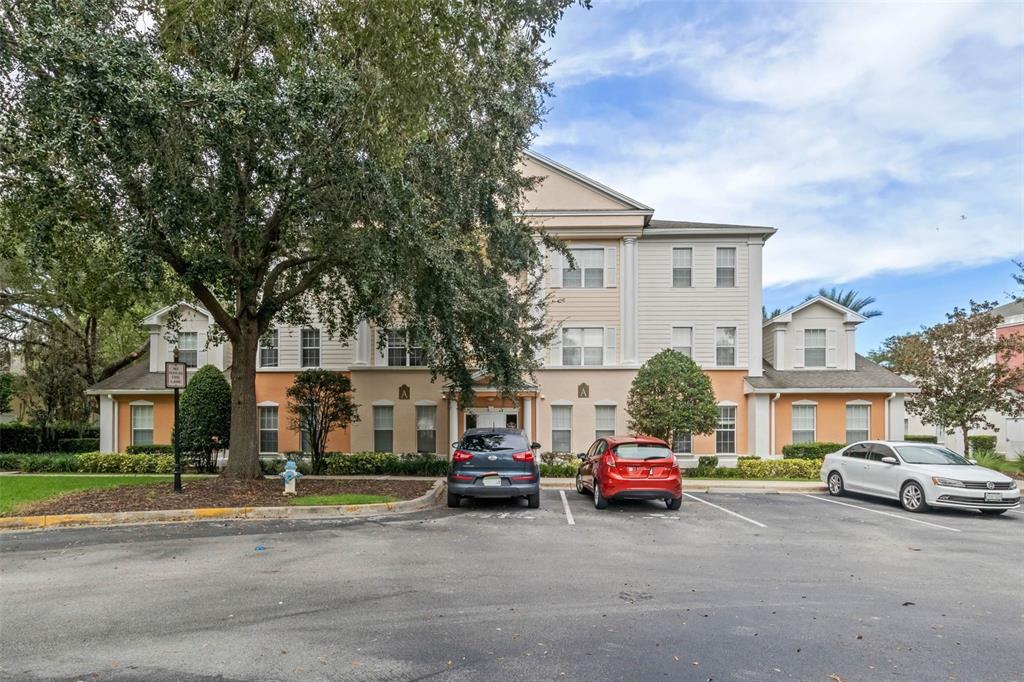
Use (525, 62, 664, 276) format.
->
(469, 411, 518, 429)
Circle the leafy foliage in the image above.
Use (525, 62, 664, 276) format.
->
(2, 0, 578, 477)
(0, 422, 99, 452)
(782, 441, 844, 459)
(57, 438, 101, 453)
(286, 370, 359, 475)
(903, 434, 938, 443)
(126, 444, 175, 455)
(75, 452, 175, 474)
(0, 372, 12, 413)
(967, 435, 997, 454)
(176, 365, 231, 472)
(626, 350, 719, 447)
(807, 287, 882, 318)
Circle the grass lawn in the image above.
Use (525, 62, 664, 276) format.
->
(0, 475, 204, 515)
(288, 493, 397, 506)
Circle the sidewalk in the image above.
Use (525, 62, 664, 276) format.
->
(540, 477, 826, 494)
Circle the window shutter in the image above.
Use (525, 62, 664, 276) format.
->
(826, 328, 838, 367)
(550, 252, 563, 289)
(793, 329, 805, 368)
(604, 247, 617, 287)
(375, 330, 387, 367)
(604, 327, 617, 365)
(197, 331, 207, 366)
(549, 329, 562, 366)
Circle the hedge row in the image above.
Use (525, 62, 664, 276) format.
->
(904, 434, 938, 443)
(57, 438, 101, 453)
(0, 422, 100, 453)
(782, 442, 844, 459)
(0, 452, 174, 473)
(968, 435, 997, 453)
(126, 444, 175, 455)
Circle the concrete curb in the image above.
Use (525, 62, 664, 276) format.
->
(540, 478, 826, 494)
(0, 480, 446, 532)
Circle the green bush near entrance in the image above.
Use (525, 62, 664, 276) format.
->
(967, 435, 997, 454)
(782, 442, 844, 459)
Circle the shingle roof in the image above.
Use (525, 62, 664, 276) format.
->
(647, 219, 775, 232)
(992, 299, 1024, 318)
(85, 359, 171, 394)
(746, 354, 917, 391)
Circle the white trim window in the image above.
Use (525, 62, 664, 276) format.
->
(373, 405, 394, 452)
(387, 330, 428, 367)
(804, 329, 827, 368)
(551, 405, 573, 453)
(177, 332, 198, 367)
(792, 405, 816, 444)
(259, 329, 279, 368)
(716, 247, 736, 288)
(595, 405, 615, 440)
(131, 404, 154, 445)
(563, 327, 604, 366)
(673, 432, 692, 454)
(258, 405, 279, 454)
(563, 248, 604, 289)
(300, 328, 321, 367)
(846, 404, 870, 443)
(672, 248, 692, 288)
(715, 327, 736, 367)
(416, 405, 437, 453)
(716, 405, 736, 454)
(671, 326, 693, 358)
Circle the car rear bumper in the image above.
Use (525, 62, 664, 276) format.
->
(931, 493, 1021, 510)
(448, 478, 539, 498)
(608, 488, 681, 501)
(603, 475, 681, 500)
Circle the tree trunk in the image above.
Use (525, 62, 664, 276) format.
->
(223, 317, 263, 479)
(962, 427, 970, 458)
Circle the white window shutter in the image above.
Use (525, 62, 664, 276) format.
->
(550, 252, 563, 289)
(604, 327, 616, 365)
(375, 330, 387, 367)
(549, 329, 562, 366)
(794, 329, 805, 368)
(826, 328, 838, 368)
(604, 247, 617, 287)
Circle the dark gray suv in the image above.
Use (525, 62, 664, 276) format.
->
(447, 428, 541, 509)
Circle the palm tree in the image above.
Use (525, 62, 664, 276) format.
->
(806, 287, 882, 318)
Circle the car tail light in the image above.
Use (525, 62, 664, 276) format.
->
(450, 474, 474, 481)
(452, 450, 473, 462)
(512, 451, 534, 462)
(602, 453, 617, 469)
(510, 474, 535, 481)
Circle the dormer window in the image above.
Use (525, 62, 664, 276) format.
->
(804, 329, 827, 367)
(177, 332, 198, 367)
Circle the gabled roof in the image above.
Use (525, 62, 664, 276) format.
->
(646, 219, 776, 238)
(84, 357, 172, 394)
(523, 150, 654, 213)
(992, 299, 1024, 319)
(745, 354, 917, 393)
(140, 301, 212, 327)
(764, 295, 867, 326)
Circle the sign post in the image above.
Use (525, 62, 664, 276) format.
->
(165, 352, 188, 493)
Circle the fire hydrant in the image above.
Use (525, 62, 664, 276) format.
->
(278, 460, 303, 496)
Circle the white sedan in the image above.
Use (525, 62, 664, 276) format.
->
(820, 441, 1021, 515)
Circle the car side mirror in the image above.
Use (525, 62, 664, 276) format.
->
(451, 441, 460, 449)
(531, 442, 541, 450)
(577, 452, 588, 460)
(881, 456, 898, 465)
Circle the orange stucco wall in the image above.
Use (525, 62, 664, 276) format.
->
(116, 395, 176, 451)
(773, 393, 887, 451)
(255, 372, 352, 453)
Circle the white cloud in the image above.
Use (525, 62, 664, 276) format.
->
(539, 0, 1024, 287)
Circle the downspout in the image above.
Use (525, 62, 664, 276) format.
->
(770, 392, 781, 457)
(884, 392, 896, 440)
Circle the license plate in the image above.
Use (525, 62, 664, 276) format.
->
(985, 492, 1001, 502)
(482, 476, 501, 487)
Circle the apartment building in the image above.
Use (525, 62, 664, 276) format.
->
(87, 152, 916, 457)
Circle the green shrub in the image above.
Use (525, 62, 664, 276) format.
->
(698, 456, 719, 468)
(176, 365, 231, 472)
(57, 438, 100, 453)
(321, 452, 450, 477)
(968, 435, 997, 454)
(260, 458, 286, 475)
(737, 455, 761, 461)
(541, 461, 581, 478)
(904, 434, 938, 443)
(972, 451, 1024, 476)
(10, 454, 80, 472)
(737, 458, 822, 479)
(0, 453, 20, 470)
(782, 442, 844, 459)
(0, 422, 99, 452)
(126, 444, 175, 455)
(76, 452, 174, 474)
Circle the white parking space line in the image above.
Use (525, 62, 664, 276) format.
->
(559, 490, 575, 526)
(802, 495, 961, 532)
(681, 493, 767, 528)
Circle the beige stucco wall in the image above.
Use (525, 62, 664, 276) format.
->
(520, 157, 630, 211)
(348, 370, 450, 453)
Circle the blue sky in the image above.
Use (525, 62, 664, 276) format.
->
(536, 0, 1024, 353)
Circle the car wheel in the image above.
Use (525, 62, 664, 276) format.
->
(900, 482, 929, 513)
(527, 493, 540, 509)
(827, 471, 845, 497)
(980, 509, 1007, 516)
(593, 481, 608, 510)
(446, 492, 461, 509)
(666, 497, 682, 511)
(576, 473, 587, 495)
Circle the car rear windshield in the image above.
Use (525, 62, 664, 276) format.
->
(894, 445, 970, 465)
(613, 443, 673, 460)
(461, 433, 529, 452)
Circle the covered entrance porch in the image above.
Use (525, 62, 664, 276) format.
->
(444, 373, 538, 456)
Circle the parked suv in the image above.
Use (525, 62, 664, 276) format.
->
(575, 436, 682, 510)
(448, 428, 541, 509)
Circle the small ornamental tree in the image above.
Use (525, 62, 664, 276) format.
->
(626, 350, 719, 449)
(176, 365, 231, 472)
(287, 370, 359, 475)
(900, 301, 1024, 454)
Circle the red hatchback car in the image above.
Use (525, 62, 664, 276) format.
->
(575, 435, 682, 510)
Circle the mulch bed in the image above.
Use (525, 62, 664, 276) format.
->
(17, 478, 435, 516)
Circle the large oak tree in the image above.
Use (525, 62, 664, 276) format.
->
(2, 0, 576, 477)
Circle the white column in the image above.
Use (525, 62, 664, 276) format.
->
(99, 396, 114, 452)
(888, 394, 905, 440)
(621, 237, 638, 365)
(448, 397, 459, 457)
(747, 239, 764, 377)
(354, 320, 371, 366)
(112, 397, 120, 453)
(748, 394, 770, 457)
(523, 397, 534, 442)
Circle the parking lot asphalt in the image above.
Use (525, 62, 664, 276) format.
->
(1, 490, 1022, 682)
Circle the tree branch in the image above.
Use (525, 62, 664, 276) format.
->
(96, 338, 150, 381)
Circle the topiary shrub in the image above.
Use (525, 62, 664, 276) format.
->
(904, 434, 938, 443)
(176, 365, 231, 472)
(968, 435, 997, 454)
(782, 442, 844, 459)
